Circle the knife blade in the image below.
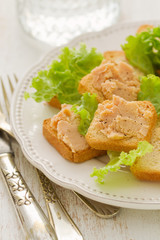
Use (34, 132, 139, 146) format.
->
(0, 130, 58, 240)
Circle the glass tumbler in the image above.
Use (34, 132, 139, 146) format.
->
(17, 0, 120, 46)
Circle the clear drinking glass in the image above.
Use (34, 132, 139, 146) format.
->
(17, 0, 120, 46)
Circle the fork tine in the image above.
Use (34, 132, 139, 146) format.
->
(0, 74, 19, 120)
(1, 75, 12, 100)
(14, 73, 18, 83)
(0, 74, 17, 121)
(7, 75, 14, 94)
(0, 80, 3, 113)
(0, 76, 16, 137)
(1, 79, 10, 116)
(0, 102, 2, 113)
(8, 74, 18, 90)
(0, 77, 9, 120)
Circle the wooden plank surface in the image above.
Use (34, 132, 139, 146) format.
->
(1, 1, 160, 239)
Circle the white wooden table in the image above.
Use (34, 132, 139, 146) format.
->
(1, 1, 160, 239)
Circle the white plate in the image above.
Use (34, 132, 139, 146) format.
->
(11, 20, 160, 210)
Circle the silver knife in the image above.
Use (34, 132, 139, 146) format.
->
(0, 130, 58, 240)
(0, 110, 84, 240)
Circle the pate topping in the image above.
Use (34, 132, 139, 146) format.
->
(50, 104, 89, 152)
(91, 61, 140, 101)
(98, 96, 151, 140)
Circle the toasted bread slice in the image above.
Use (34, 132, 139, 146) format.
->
(78, 51, 142, 103)
(48, 96, 61, 109)
(103, 50, 127, 63)
(43, 104, 105, 162)
(131, 119, 160, 181)
(136, 24, 154, 33)
(86, 96, 157, 152)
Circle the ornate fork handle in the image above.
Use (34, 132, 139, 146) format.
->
(37, 171, 83, 240)
(0, 152, 58, 240)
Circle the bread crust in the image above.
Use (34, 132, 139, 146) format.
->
(86, 100, 157, 152)
(103, 51, 127, 62)
(136, 24, 154, 33)
(43, 118, 105, 163)
(131, 165, 160, 181)
(48, 96, 61, 109)
(131, 119, 160, 181)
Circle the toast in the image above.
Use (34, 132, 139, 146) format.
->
(103, 50, 127, 64)
(131, 118, 160, 181)
(78, 51, 142, 103)
(136, 24, 154, 33)
(86, 96, 157, 152)
(43, 104, 105, 162)
(48, 96, 61, 109)
(46, 25, 152, 109)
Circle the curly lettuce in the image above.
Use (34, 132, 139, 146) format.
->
(138, 74, 160, 115)
(24, 44, 103, 105)
(122, 26, 160, 74)
(91, 141, 153, 184)
(71, 93, 98, 135)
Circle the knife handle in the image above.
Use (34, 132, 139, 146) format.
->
(0, 152, 58, 240)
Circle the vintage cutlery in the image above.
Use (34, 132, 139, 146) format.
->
(0, 74, 120, 219)
(0, 130, 58, 240)
(37, 171, 84, 240)
(73, 191, 120, 219)
(0, 75, 84, 240)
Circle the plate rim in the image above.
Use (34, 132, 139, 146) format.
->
(11, 19, 160, 209)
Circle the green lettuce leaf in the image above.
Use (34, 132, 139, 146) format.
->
(71, 93, 98, 135)
(25, 44, 103, 105)
(122, 26, 160, 74)
(138, 74, 160, 115)
(91, 141, 153, 184)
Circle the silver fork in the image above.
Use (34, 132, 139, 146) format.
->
(0, 74, 120, 219)
(0, 75, 84, 240)
(0, 77, 58, 239)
